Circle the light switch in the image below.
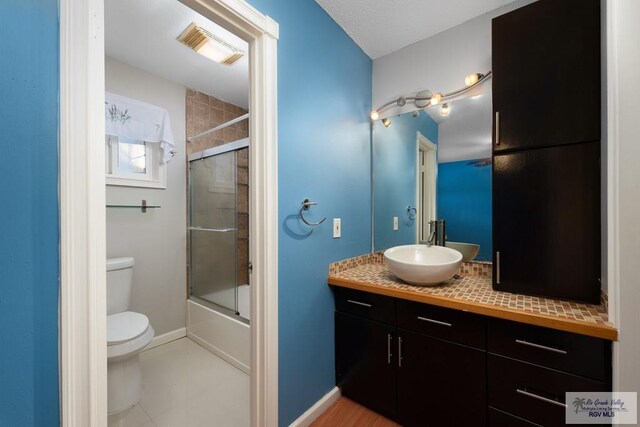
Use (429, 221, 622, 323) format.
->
(393, 216, 399, 231)
(333, 218, 341, 238)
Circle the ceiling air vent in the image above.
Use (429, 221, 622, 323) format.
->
(177, 23, 244, 65)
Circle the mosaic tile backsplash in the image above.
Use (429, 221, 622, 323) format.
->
(329, 253, 610, 326)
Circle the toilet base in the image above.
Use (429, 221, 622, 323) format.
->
(108, 354, 143, 414)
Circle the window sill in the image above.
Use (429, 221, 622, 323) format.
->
(106, 175, 166, 189)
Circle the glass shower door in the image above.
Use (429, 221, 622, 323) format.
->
(189, 150, 238, 312)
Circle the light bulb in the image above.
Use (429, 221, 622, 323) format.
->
(440, 103, 450, 116)
(382, 118, 392, 128)
(430, 92, 442, 106)
(465, 73, 481, 86)
(196, 40, 236, 63)
(370, 110, 379, 120)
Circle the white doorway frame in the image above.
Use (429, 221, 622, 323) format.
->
(416, 132, 437, 243)
(59, 0, 279, 425)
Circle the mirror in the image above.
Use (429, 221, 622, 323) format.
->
(372, 93, 493, 261)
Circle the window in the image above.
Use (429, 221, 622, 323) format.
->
(106, 135, 166, 188)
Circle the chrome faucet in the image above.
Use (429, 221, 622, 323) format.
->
(426, 230, 437, 246)
(426, 219, 446, 247)
(426, 220, 438, 247)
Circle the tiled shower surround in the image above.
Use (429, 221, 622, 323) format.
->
(186, 89, 249, 287)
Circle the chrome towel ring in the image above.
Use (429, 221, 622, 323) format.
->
(300, 199, 327, 227)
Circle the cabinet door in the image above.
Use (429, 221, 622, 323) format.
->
(397, 329, 486, 427)
(492, 0, 600, 152)
(335, 311, 396, 420)
(493, 142, 601, 303)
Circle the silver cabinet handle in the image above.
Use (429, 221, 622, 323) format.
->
(516, 388, 567, 408)
(496, 251, 501, 284)
(515, 339, 567, 355)
(417, 316, 452, 327)
(347, 299, 372, 308)
(495, 111, 500, 146)
(387, 334, 392, 365)
(398, 336, 403, 368)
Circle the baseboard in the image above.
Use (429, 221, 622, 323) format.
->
(187, 331, 251, 374)
(289, 387, 341, 427)
(143, 327, 186, 351)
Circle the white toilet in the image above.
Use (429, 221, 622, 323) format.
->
(107, 257, 155, 414)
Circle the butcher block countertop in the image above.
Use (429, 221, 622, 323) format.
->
(328, 253, 617, 341)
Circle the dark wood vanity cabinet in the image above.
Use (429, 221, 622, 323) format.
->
(487, 319, 611, 426)
(335, 311, 397, 420)
(333, 286, 612, 426)
(396, 329, 486, 426)
(335, 288, 398, 420)
(492, 142, 601, 303)
(491, 0, 602, 303)
(334, 288, 487, 426)
(492, 0, 601, 152)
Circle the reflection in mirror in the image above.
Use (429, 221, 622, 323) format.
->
(373, 94, 492, 261)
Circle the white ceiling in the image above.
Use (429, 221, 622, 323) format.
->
(426, 93, 492, 163)
(315, 0, 519, 59)
(105, 0, 249, 108)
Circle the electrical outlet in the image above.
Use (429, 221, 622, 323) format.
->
(393, 216, 399, 231)
(333, 218, 341, 238)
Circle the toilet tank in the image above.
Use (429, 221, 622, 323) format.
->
(107, 257, 135, 315)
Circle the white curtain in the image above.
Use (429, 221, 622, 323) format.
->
(105, 92, 175, 162)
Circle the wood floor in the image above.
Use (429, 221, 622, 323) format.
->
(311, 397, 400, 427)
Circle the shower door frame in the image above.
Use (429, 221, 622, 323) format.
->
(188, 138, 250, 318)
(59, 0, 279, 425)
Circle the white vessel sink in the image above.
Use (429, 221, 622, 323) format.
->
(445, 242, 480, 262)
(384, 245, 463, 286)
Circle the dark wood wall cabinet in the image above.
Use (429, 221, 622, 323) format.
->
(492, 142, 601, 302)
(492, 0, 600, 152)
(333, 286, 612, 427)
(491, 0, 602, 303)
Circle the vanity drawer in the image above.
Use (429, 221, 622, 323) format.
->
(488, 354, 608, 427)
(488, 408, 541, 426)
(488, 318, 610, 381)
(396, 299, 486, 349)
(333, 287, 395, 324)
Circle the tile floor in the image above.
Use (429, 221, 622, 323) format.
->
(108, 337, 249, 427)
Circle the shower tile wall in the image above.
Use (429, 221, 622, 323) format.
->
(186, 89, 250, 289)
(186, 89, 249, 154)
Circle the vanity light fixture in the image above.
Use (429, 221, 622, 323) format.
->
(465, 73, 484, 86)
(382, 118, 392, 128)
(440, 103, 450, 116)
(430, 92, 443, 106)
(369, 71, 491, 121)
(177, 23, 244, 65)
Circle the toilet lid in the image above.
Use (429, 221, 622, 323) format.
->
(107, 311, 150, 345)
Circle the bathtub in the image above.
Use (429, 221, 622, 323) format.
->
(187, 285, 251, 374)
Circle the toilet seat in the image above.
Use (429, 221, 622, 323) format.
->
(107, 311, 154, 360)
(108, 311, 149, 344)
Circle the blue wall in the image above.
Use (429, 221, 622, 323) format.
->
(0, 0, 60, 426)
(373, 110, 438, 251)
(245, 0, 372, 425)
(0, 0, 371, 425)
(438, 160, 492, 261)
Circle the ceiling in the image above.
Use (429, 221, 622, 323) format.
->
(105, 0, 249, 108)
(315, 0, 519, 59)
